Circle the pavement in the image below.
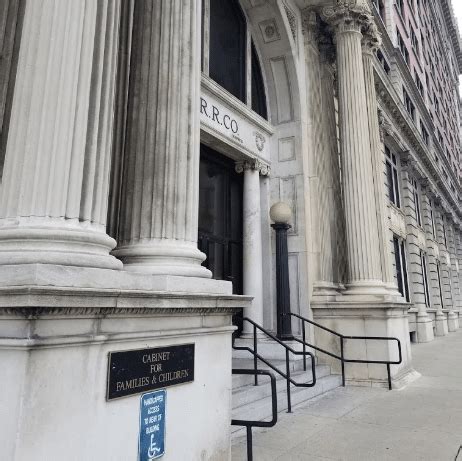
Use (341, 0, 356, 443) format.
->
(231, 328, 462, 461)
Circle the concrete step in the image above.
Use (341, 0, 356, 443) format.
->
(231, 369, 342, 437)
(232, 365, 331, 409)
(232, 356, 318, 390)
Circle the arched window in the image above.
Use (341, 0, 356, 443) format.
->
(202, 0, 268, 119)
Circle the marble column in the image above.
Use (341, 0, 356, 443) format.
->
(322, 2, 385, 295)
(446, 216, 459, 331)
(434, 205, 449, 335)
(362, 27, 400, 296)
(0, 0, 122, 270)
(302, 11, 341, 297)
(113, 0, 210, 278)
(236, 160, 268, 334)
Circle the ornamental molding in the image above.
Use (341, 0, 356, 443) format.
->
(0, 306, 242, 317)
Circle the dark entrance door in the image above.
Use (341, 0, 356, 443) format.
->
(198, 144, 243, 334)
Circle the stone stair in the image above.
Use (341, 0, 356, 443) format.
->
(231, 356, 342, 436)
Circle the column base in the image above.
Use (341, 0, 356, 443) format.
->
(338, 280, 405, 303)
(435, 313, 448, 336)
(0, 275, 247, 460)
(416, 314, 434, 343)
(312, 282, 343, 302)
(448, 312, 459, 332)
(113, 240, 212, 278)
(0, 222, 122, 270)
(311, 300, 413, 386)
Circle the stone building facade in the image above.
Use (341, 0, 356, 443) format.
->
(0, 0, 460, 459)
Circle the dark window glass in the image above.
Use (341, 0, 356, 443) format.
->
(394, 237, 410, 302)
(421, 252, 431, 307)
(400, 241, 410, 302)
(209, 0, 246, 102)
(251, 41, 267, 120)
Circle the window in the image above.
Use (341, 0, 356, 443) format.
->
(385, 146, 401, 207)
(429, 200, 436, 238)
(203, 0, 268, 119)
(410, 26, 419, 57)
(397, 30, 409, 65)
(414, 72, 424, 98)
(394, 236, 410, 302)
(420, 122, 429, 145)
(421, 251, 431, 307)
(442, 218, 448, 247)
(376, 49, 391, 74)
(411, 177, 422, 226)
(437, 262, 444, 308)
(403, 88, 415, 121)
(396, 0, 405, 19)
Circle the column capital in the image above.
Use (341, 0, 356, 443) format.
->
(361, 22, 381, 55)
(235, 159, 270, 176)
(321, 0, 373, 35)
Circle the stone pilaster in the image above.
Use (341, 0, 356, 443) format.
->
(322, 2, 385, 295)
(362, 26, 400, 296)
(236, 159, 268, 334)
(0, 0, 122, 270)
(113, 0, 210, 277)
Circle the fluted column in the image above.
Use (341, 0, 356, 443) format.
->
(322, 2, 384, 294)
(362, 27, 399, 293)
(0, 0, 122, 270)
(113, 0, 210, 277)
(236, 160, 268, 334)
(434, 205, 449, 335)
(302, 11, 340, 296)
(446, 216, 459, 331)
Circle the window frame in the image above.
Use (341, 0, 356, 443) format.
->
(393, 236, 410, 302)
(385, 146, 401, 208)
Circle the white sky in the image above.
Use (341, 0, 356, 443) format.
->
(453, 0, 462, 95)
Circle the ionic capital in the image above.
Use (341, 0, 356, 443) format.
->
(235, 159, 270, 176)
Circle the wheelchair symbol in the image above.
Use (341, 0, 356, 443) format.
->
(147, 434, 162, 459)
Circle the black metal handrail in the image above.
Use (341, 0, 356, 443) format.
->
(288, 312, 402, 390)
(232, 317, 316, 413)
(231, 369, 277, 461)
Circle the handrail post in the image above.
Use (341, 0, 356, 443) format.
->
(253, 324, 258, 386)
(387, 363, 391, 390)
(302, 322, 307, 372)
(285, 349, 292, 413)
(340, 336, 345, 387)
(246, 426, 253, 461)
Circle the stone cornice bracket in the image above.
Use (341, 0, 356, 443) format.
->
(320, 0, 373, 34)
(378, 109, 393, 142)
(235, 159, 270, 176)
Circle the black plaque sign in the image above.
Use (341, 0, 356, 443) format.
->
(107, 344, 194, 400)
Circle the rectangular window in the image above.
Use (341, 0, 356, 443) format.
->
(397, 30, 409, 65)
(385, 146, 401, 207)
(411, 178, 422, 226)
(429, 200, 436, 238)
(403, 88, 416, 121)
(394, 236, 410, 302)
(421, 251, 431, 307)
(410, 26, 419, 57)
(420, 122, 429, 145)
(437, 262, 444, 308)
(396, 0, 405, 19)
(376, 49, 391, 74)
(442, 219, 448, 247)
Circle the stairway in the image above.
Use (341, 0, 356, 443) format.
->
(231, 357, 342, 436)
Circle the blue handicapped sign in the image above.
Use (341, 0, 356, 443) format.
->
(139, 390, 166, 460)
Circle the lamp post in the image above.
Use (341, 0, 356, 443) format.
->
(270, 202, 294, 341)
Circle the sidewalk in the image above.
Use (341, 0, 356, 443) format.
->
(231, 328, 462, 460)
